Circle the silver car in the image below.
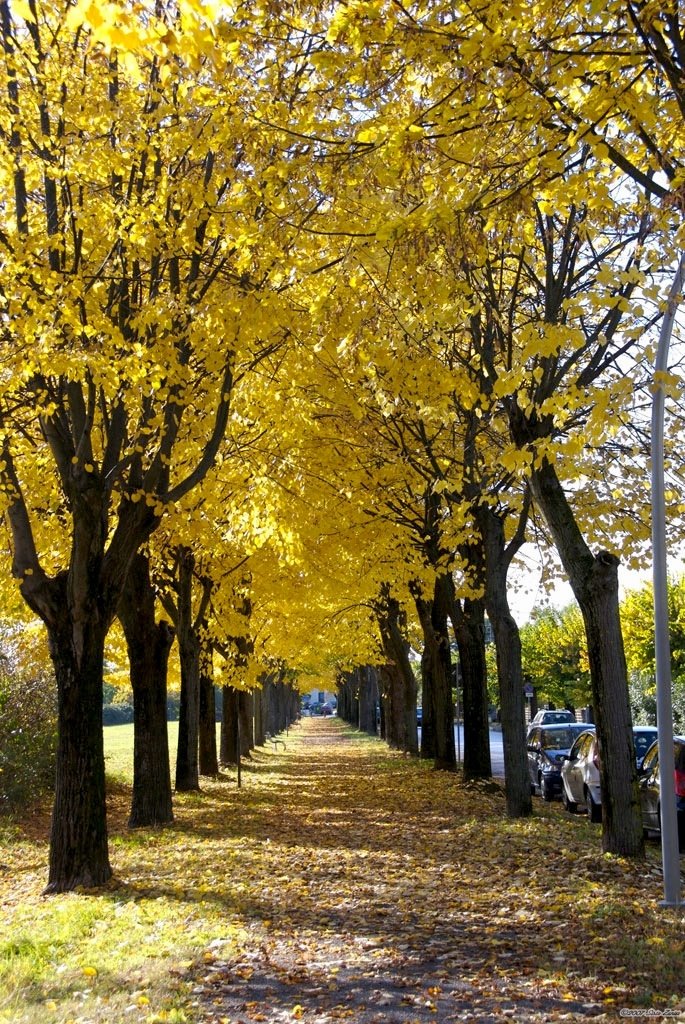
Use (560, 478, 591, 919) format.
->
(560, 730, 602, 821)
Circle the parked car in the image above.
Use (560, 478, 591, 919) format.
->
(530, 709, 576, 727)
(560, 729, 602, 821)
(527, 723, 590, 801)
(562, 726, 663, 823)
(638, 736, 685, 851)
(526, 717, 588, 743)
(632, 726, 658, 768)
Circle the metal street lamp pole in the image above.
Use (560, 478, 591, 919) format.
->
(651, 252, 685, 908)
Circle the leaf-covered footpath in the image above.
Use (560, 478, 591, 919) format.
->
(1, 718, 684, 1024)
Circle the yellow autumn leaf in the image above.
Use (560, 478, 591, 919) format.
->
(10, 0, 35, 21)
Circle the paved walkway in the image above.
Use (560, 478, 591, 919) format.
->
(188, 718, 682, 1024)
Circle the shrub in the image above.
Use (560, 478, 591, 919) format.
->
(0, 665, 57, 811)
(102, 702, 135, 725)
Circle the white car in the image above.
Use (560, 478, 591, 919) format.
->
(530, 708, 576, 727)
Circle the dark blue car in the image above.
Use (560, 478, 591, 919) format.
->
(527, 722, 595, 802)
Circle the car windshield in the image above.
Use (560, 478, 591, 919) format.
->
(541, 728, 575, 750)
(634, 732, 657, 759)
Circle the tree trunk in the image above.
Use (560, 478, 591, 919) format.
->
(7, 443, 160, 890)
(448, 589, 492, 780)
(336, 677, 349, 724)
(118, 551, 174, 828)
(530, 458, 643, 856)
(477, 504, 532, 817)
(413, 575, 456, 771)
(337, 671, 358, 727)
(379, 661, 404, 750)
(288, 684, 299, 727)
(377, 592, 419, 754)
(263, 677, 276, 735)
(358, 666, 378, 735)
(239, 689, 254, 756)
(254, 685, 266, 746)
(175, 549, 200, 792)
(220, 685, 240, 765)
(46, 614, 112, 892)
(199, 645, 218, 776)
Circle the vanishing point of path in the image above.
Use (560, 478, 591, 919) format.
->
(186, 718, 684, 1024)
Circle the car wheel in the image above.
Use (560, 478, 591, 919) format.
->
(562, 787, 577, 814)
(586, 789, 602, 823)
(541, 779, 554, 802)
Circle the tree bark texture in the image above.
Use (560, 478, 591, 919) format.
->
(199, 645, 218, 776)
(337, 672, 359, 728)
(477, 504, 532, 817)
(239, 689, 254, 756)
(46, 613, 112, 892)
(264, 673, 292, 736)
(413, 575, 456, 771)
(220, 686, 240, 765)
(20, 480, 156, 890)
(358, 666, 379, 735)
(377, 592, 419, 754)
(530, 459, 643, 856)
(175, 549, 201, 791)
(118, 551, 174, 828)
(253, 685, 266, 747)
(448, 589, 492, 780)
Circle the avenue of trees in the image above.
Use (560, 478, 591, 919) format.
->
(0, 0, 684, 890)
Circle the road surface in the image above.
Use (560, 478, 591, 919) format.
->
(419, 725, 505, 778)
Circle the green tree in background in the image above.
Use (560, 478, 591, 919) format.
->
(520, 606, 591, 712)
(621, 578, 685, 731)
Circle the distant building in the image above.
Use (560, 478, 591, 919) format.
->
(303, 688, 336, 708)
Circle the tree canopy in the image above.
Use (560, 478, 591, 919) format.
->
(1, 0, 684, 886)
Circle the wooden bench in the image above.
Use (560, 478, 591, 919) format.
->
(265, 732, 286, 751)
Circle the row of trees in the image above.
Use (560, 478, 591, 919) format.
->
(0, 0, 684, 889)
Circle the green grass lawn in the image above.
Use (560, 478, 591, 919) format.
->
(103, 720, 137, 780)
(0, 721, 235, 1024)
(103, 721, 222, 783)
